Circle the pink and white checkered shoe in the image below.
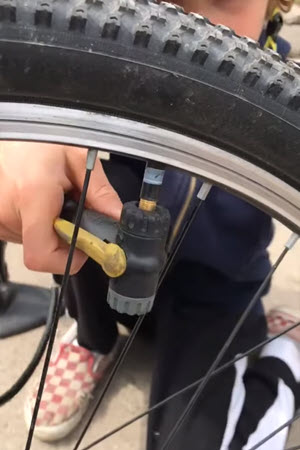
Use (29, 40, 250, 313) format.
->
(267, 307, 300, 342)
(24, 323, 116, 442)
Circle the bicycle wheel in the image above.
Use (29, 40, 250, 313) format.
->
(0, 1, 299, 449)
(0, 0, 299, 230)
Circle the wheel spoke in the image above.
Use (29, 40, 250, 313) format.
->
(21, 155, 298, 450)
(248, 412, 300, 450)
(73, 315, 145, 450)
(24, 149, 96, 450)
(158, 183, 211, 289)
(73, 182, 211, 450)
(81, 320, 300, 450)
(160, 233, 299, 450)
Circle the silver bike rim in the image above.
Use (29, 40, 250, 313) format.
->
(0, 102, 299, 232)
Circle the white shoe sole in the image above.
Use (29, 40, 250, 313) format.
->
(24, 396, 90, 442)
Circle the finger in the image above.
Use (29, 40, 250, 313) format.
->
(66, 148, 123, 220)
(21, 182, 87, 274)
(0, 224, 21, 243)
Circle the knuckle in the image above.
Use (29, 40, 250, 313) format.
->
(19, 180, 44, 203)
(92, 184, 115, 201)
(23, 250, 41, 271)
(67, 146, 87, 162)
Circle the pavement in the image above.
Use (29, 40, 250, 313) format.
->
(0, 242, 151, 450)
(1, 5, 300, 450)
(1, 222, 299, 450)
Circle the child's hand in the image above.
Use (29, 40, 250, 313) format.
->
(0, 142, 122, 274)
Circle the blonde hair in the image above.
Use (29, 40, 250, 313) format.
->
(267, 0, 294, 17)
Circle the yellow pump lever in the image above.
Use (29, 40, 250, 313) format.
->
(54, 218, 126, 278)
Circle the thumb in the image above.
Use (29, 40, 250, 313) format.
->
(67, 149, 122, 221)
(86, 158, 122, 220)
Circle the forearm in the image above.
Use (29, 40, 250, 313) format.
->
(176, 0, 269, 39)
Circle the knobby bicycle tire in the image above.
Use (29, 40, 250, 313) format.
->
(0, 1, 300, 448)
(0, 0, 299, 226)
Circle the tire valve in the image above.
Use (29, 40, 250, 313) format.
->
(139, 163, 165, 212)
